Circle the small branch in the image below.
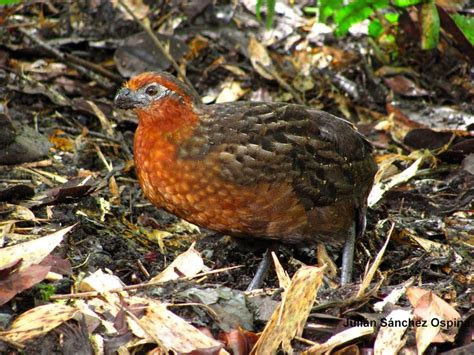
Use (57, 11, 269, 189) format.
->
(0, 335, 25, 350)
(256, 62, 305, 105)
(49, 265, 242, 300)
(18, 28, 117, 90)
(62, 52, 123, 83)
(117, 0, 199, 97)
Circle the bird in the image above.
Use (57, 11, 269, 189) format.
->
(114, 71, 377, 285)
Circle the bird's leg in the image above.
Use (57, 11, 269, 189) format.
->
(340, 221, 356, 285)
(246, 248, 273, 291)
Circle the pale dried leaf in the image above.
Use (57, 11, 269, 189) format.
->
(415, 307, 441, 354)
(222, 64, 247, 77)
(80, 269, 125, 292)
(86, 298, 120, 332)
(303, 326, 374, 354)
(128, 297, 223, 353)
(374, 309, 413, 355)
(216, 80, 249, 103)
(0, 225, 74, 271)
(316, 244, 337, 278)
(80, 269, 127, 310)
(410, 235, 456, 259)
(251, 265, 325, 354)
(248, 36, 274, 80)
(407, 287, 461, 321)
(406, 287, 461, 350)
(150, 243, 204, 283)
(0, 304, 79, 343)
(113, 0, 150, 19)
(368, 156, 423, 207)
(271, 252, 290, 289)
(374, 277, 414, 312)
(11, 205, 36, 221)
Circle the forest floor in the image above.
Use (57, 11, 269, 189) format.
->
(0, 1, 472, 354)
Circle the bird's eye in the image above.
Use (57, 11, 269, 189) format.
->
(145, 85, 159, 96)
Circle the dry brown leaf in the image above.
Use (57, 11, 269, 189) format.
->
(303, 325, 374, 354)
(215, 80, 249, 103)
(271, 252, 290, 290)
(373, 277, 414, 312)
(0, 225, 74, 271)
(251, 265, 325, 354)
(374, 309, 413, 355)
(0, 264, 51, 306)
(368, 156, 424, 207)
(48, 129, 74, 151)
(0, 303, 79, 343)
(108, 176, 121, 205)
(80, 269, 126, 293)
(332, 344, 360, 355)
(219, 328, 259, 355)
(384, 76, 429, 97)
(316, 243, 337, 278)
(150, 242, 204, 283)
(80, 269, 127, 310)
(406, 287, 461, 353)
(247, 36, 274, 80)
(128, 297, 223, 353)
(409, 235, 459, 260)
(11, 205, 36, 221)
(113, 0, 150, 19)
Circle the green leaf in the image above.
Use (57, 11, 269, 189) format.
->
(255, 0, 276, 29)
(256, 0, 263, 20)
(266, 0, 276, 29)
(452, 13, 474, 46)
(0, 0, 21, 4)
(384, 12, 399, 23)
(383, 34, 396, 44)
(369, 19, 384, 37)
(304, 7, 318, 15)
(318, 0, 343, 23)
(334, 0, 388, 36)
(420, 1, 440, 50)
(393, 0, 423, 6)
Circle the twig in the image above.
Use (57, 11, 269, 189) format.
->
(62, 52, 123, 83)
(49, 265, 243, 300)
(0, 335, 25, 350)
(256, 62, 305, 105)
(117, 0, 198, 97)
(18, 28, 116, 90)
(60, 126, 122, 144)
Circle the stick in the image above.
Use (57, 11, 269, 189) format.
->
(256, 62, 305, 105)
(117, 0, 198, 97)
(18, 28, 116, 89)
(50, 265, 242, 300)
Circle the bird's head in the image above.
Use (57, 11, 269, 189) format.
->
(114, 72, 202, 129)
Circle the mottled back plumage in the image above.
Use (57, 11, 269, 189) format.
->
(179, 102, 377, 212)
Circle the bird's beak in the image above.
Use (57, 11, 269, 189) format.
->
(114, 88, 149, 110)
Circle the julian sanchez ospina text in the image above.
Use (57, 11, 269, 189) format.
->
(343, 318, 462, 329)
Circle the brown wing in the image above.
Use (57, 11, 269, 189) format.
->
(177, 102, 377, 211)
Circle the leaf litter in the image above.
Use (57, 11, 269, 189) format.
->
(0, 1, 472, 353)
